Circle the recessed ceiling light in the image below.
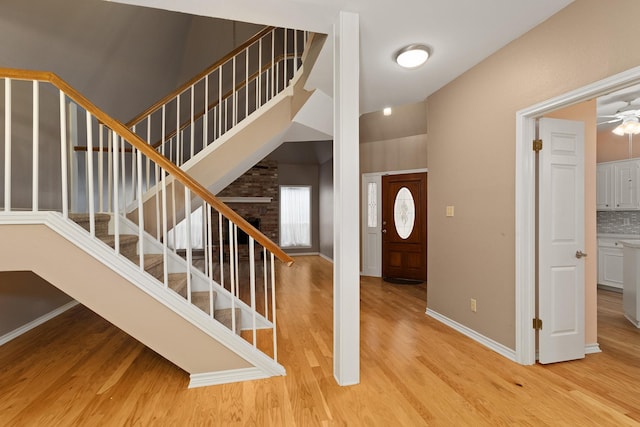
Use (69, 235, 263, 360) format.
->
(394, 44, 430, 69)
(383, 107, 392, 116)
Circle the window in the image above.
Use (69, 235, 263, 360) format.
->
(280, 186, 311, 247)
(367, 182, 377, 227)
(167, 206, 204, 250)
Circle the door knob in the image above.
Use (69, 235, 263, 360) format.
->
(575, 250, 587, 259)
(382, 229, 387, 233)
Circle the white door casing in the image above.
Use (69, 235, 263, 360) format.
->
(516, 65, 640, 366)
(538, 117, 585, 364)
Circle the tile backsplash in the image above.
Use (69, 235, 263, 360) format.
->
(597, 210, 640, 234)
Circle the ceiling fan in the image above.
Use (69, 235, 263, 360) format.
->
(598, 101, 640, 135)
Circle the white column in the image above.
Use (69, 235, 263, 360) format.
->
(333, 11, 360, 386)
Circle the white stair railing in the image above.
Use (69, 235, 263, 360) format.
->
(126, 27, 309, 167)
(0, 68, 292, 363)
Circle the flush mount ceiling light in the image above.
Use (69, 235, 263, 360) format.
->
(394, 44, 430, 69)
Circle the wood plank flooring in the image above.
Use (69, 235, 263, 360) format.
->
(1, 256, 640, 425)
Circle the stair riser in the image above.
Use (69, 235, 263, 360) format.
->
(73, 218, 110, 238)
(112, 241, 137, 259)
(146, 261, 164, 280)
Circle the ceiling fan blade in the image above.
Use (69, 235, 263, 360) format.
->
(599, 89, 640, 106)
(597, 118, 622, 125)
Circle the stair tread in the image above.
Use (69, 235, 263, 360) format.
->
(214, 307, 242, 334)
(191, 291, 215, 314)
(141, 253, 163, 269)
(168, 273, 188, 297)
(69, 213, 111, 237)
(99, 234, 139, 246)
(69, 213, 111, 222)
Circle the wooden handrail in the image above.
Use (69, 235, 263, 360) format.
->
(0, 67, 294, 266)
(126, 26, 276, 128)
(146, 51, 298, 150)
(75, 51, 299, 152)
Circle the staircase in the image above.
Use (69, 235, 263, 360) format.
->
(126, 27, 329, 200)
(69, 213, 241, 333)
(0, 57, 304, 386)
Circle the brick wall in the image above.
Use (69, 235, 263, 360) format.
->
(215, 160, 279, 257)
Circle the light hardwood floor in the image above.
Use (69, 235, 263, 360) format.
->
(1, 256, 640, 425)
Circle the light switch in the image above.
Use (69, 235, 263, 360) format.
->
(446, 205, 455, 217)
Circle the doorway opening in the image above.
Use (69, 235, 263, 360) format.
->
(361, 168, 428, 279)
(515, 65, 640, 365)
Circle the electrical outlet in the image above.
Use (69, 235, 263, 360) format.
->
(470, 298, 477, 312)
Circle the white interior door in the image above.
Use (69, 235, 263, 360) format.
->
(362, 174, 382, 276)
(538, 117, 585, 364)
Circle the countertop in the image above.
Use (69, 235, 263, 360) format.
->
(620, 239, 640, 249)
(598, 233, 640, 240)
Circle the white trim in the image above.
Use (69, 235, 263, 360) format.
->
(624, 313, 640, 328)
(188, 367, 272, 388)
(585, 343, 601, 354)
(218, 197, 272, 204)
(287, 251, 319, 256)
(0, 300, 79, 346)
(361, 168, 428, 279)
(426, 308, 517, 362)
(362, 168, 428, 179)
(515, 65, 640, 365)
(319, 252, 333, 263)
(0, 212, 285, 379)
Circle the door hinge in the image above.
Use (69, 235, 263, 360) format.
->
(533, 318, 543, 330)
(533, 139, 543, 152)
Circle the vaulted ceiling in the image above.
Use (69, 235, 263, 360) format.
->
(110, 0, 574, 114)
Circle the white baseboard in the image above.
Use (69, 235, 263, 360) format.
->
(318, 253, 333, 263)
(0, 300, 79, 346)
(426, 308, 517, 362)
(585, 343, 601, 354)
(288, 252, 319, 257)
(189, 367, 271, 388)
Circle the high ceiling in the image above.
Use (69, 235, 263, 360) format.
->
(110, 0, 573, 114)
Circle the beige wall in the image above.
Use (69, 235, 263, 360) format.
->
(360, 134, 428, 174)
(544, 100, 598, 345)
(360, 101, 428, 143)
(427, 0, 640, 349)
(597, 130, 640, 162)
(0, 272, 73, 337)
(360, 100, 428, 174)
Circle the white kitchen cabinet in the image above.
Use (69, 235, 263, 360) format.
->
(596, 163, 613, 210)
(621, 240, 640, 328)
(596, 159, 640, 211)
(598, 238, 624, 289)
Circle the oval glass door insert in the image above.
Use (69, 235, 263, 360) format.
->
(394, 187, 415, 239)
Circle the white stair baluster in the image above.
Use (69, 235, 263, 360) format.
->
(32, 80, 39, 212)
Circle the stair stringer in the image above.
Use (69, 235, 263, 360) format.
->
(115, 214, 273, 330)
(0, 212, 285, 387)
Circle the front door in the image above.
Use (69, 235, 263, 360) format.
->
(538, 117, 586, 364)
(382, 173, 427, 281)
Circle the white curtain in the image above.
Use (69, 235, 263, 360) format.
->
(167, 206, 204, 249)
(280, 186, 311, 247)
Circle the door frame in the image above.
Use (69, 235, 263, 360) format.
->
(361, 168, 428, 277)
(515, 65, 640, 365)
